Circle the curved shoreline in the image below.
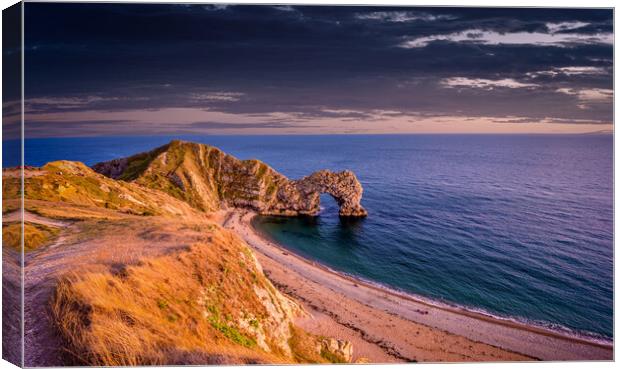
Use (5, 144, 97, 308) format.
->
(222, 210, 613, 361)
(250, 214, 613, 348)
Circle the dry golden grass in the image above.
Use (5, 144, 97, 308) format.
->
(59, 216, 217, 269)
(288, 325, 330, 363)
(50, 228, 322, 365)
(2, 221, 60, 252)
(25, 200, 125, 221)
(7, 162, 202, 222)
(2, 175, 20, 200)
(2, 199, 20, 214)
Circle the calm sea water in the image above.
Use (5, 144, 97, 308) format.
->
(5, 134, 613, 340)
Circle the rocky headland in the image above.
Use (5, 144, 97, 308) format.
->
(92, 140, 368, 217)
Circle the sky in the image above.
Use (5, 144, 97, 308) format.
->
(3, 3, 614, 137)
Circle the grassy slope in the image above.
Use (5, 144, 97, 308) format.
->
(5, 163, 340, 365)
(106, 140, 284, 213)
(2, 222, 60, 252)
(6, 160, 200, 220)
(50, 223, 331, 365)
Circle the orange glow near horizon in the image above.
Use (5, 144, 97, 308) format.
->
(17, 107, 613, 138)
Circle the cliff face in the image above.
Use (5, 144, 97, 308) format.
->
(93, 140, 367, 217)
(51, 227, 310, 365)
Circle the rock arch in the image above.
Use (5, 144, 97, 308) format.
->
(295, 170, 368, 217)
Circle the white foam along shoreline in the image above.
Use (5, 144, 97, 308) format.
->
(248, 213, 613, 347)
(222, 210, 613, 361)
(283, 256, 614, 347)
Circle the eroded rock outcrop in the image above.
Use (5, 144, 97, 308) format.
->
(320, 338, 354, 363)
(92, 140, 367, 217)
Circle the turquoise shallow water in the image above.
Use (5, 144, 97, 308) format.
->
(249, 135, 614, 342)
(7, 134, 613, 341)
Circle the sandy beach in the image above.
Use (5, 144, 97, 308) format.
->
(221, 210, 613, 362)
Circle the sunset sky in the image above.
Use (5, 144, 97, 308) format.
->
(5, 3, 614, 137)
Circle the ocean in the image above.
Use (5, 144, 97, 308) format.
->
(5, 134, 613, 341)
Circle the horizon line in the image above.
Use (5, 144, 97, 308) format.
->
(4, 130, 614, 141)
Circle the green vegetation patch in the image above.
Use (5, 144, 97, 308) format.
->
(208, 315, 256, 348)
(118, 144, 170, 181)
(20, 162, 163, 217)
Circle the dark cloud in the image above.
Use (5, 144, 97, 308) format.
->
(187, 121, 319, 130)
(20, 3, 613, 137)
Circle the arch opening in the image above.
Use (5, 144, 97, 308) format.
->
(319, 193, 340, 216)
